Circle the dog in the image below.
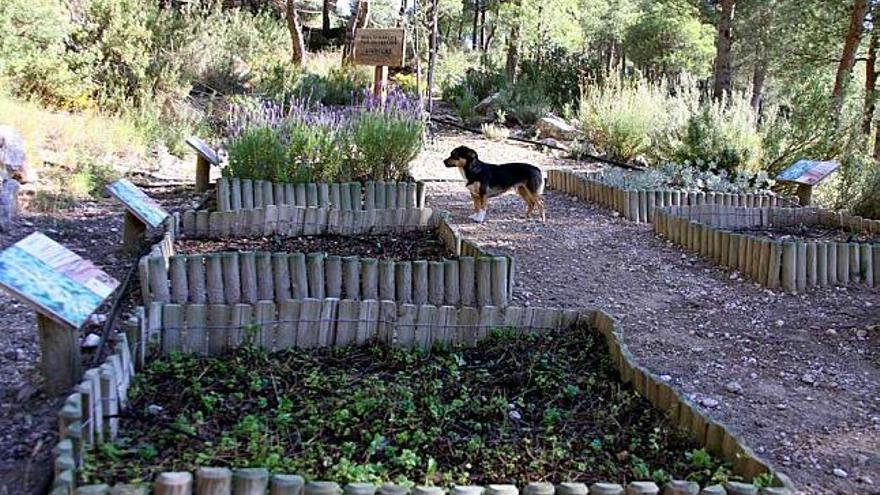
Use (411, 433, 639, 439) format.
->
(443, 146, 545, 223)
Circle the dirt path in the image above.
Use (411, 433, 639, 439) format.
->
(413, 128, 880, 495)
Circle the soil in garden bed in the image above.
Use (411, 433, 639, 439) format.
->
(729, 224, 880, 244)
(175, 230, 452, 260)
(83, 326, 732, 487)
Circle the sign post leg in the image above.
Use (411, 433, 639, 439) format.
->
(373, 65, 388, 104)
(195, 155, 210, 193)
(122, 210, 146, 251)
(796, 184, 812, 206)
(37, 314, 81, 395)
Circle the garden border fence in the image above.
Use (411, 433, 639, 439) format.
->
(215, 177, 427, 212)
(653, 204, 880, 293)
(138, 208, 515, 308)
(546, 169, 786, 224)
(51, 301, 794, 494)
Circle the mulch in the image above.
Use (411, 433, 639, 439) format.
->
(174, 230, 453, 260)
(730, 225, 880, 244)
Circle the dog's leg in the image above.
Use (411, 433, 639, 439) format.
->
(517, 186, 536, 218)
(470, 193, 481, 212)
(536, 195, 546, 223)
(469, 195, 488, 223)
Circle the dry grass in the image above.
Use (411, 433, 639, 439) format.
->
(0, 90, 146, 211)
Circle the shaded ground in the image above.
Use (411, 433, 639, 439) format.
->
(175, 230, 451, 260)
(0, 183, 200, 495)
(413, 127, 880, 495)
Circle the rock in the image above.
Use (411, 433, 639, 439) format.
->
(833, 468, 848, 478)
(700, 397, 720, 408)
(800, 373, 816, 385)
(82, 333, 102, 347)
(0, 126, 30, 182)
(571, 140, 599, 158)
(632, 155, 650, 168)
(725, 381, 743, 394)
(536, 138, 568, 151)
(536, 115, 579, 141)
(474, 92, 501, 115)
(0, 178, 20, 231)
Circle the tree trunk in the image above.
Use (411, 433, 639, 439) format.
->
(323, 0, 331, 35)
(874, 114, 880, 158)
(712, 0, 736, 100)
(864, 17, 879, 133)
(342, 0, 371, 64)
(471, 0, 479, 50)
(750, 56, 767, 115)
(286, 0, 307, 65)
(479, 6, 486, 50)
(505, 22, 521, 83)
(831, 0, 869, 117)
(427, 0, 440, 113)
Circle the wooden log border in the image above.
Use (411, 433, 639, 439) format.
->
(652, 204, 879, 293)
(546, 168, 786, 224)
(141, 208, 516, 309)
(56, 304, 795, 494)
(139, 251, 512, 308)
(75, 475, 794, 495)
(216, 177, 427, 212)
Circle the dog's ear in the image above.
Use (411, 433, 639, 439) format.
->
(465, 147, 478, 162)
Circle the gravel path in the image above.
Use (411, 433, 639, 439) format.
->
(413, 128, 880, 495)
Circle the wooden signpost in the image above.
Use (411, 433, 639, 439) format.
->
(0, 233, 119, 393)
(185, 136, 220, 193)
(776, 159, 840, 206)
(106, 178, 170, 250)
(353, 28, 406, 102)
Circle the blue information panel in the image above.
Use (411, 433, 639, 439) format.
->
(0, 233, 119, 329)
(186, 136, 220, 165)
(776, 159, 839, 186)
(106, 178, 169, 228)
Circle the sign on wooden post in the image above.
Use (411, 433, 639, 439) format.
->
(353, 28, 406, 103)
(0, 233, 119, 393)
(776, 159, 840, 206)
(106, 178, 170, 250)
(185, 136, 220, 193)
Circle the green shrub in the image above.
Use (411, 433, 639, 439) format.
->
(852, 164, 880, 219)
(301, 66, 372, 106)
(351, 107, 425, 181)
(0, 0, 93, 108)
(226, 91, 424, 184)
(497, 78, 554, 126)
(673, 95, 764, 175)
(287, 120, 349, 182)
(580, 80, 660, 161)
(443, 83, 480, 123)
(225, 127, 289, 182)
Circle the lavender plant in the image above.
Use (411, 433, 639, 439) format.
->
(224, 89, 425, 184)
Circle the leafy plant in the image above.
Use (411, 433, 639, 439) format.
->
(86, 325, 732, 487)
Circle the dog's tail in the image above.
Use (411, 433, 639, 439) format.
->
(529, 169, 545, 196)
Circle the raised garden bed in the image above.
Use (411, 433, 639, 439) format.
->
(83, 327, 732, 487)
(51, 302, 791, 494)
(214, 177, 427, 212)
(654, 205, 880, 293)
(729, 225, 879, 244)
(175, 231, 450, 260)
(547, 169, 784, 224)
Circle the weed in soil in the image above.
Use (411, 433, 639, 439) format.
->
(174, 231, 451, 260)
(82, 326, 733, 487)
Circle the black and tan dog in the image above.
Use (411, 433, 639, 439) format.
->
(443, 146, 545, 223)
